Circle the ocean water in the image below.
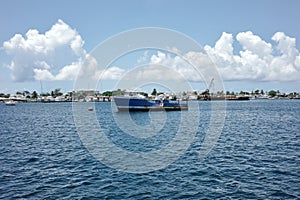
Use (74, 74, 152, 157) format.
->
(0, 100, 299, 199)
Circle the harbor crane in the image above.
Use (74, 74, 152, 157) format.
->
(200, 78, 214, 100)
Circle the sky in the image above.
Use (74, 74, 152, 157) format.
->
(1, 0, 300, 94)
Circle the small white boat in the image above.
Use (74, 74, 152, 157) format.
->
(5, 100, 16, 106)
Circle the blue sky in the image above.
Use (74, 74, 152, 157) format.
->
(1, 0, 300, 94)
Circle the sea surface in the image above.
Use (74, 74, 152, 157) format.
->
(0, 100, 299, 199)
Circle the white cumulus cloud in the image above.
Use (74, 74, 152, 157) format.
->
(205, 31, 300, 81)
(3, 19, 122, 82)
(3, 23, 300, 84)
(237, 31, 272, 58)
(95, 66, 125, 80)
(138, 31, 300, 83)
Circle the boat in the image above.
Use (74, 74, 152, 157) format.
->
(114, 96, 188, 111)
(226, 95, 250, 101)
(5, 100, 16, 106)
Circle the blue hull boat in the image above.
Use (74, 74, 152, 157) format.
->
(114, 97, 188, 111)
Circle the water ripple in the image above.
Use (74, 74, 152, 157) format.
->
(0, 101, 299, 199)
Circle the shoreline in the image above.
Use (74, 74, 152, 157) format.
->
(1, 97, 300, 104)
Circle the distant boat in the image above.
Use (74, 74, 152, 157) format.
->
(114, 96, 188, 111)
(5, 100, 16, 106)
(226, 95, 250, 101)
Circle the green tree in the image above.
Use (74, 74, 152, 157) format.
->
(41, 92, 50, 97)
(112, 89, 124, 96)
(32, 91, 38, 99)
(50, 88, 63, 97)
(68, 92, 73, 98)
(268, 90, 277, 97)
(217, 90, 224, 95)
(55, 88, 63, 96)
(0, 93, 10, 98)
(151, 88, 157, 96)
(102, 91, 113, 96)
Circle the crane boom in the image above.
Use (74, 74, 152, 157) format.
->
(208, 78, 214, 93)
(201, 78, 214, 95)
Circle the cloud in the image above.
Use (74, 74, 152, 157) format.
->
(4, 22, 300, 84)
(95, 66, 125, 80)
(135, 49, 222, 82)
(237, 31, 272, 58)
(3, 19, 121, 82)
(204, 31, 300, 81)
(136, 31, 300, 83)
(148, 51, 205, 81)
(125, 64, 185, 81)
(33, 68, 55, 81)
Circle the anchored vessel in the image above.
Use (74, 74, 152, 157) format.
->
(5, 100, 16, 106)
(114, 96, 188, 111)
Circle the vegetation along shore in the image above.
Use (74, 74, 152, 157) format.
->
(0, 88, 300, 103)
